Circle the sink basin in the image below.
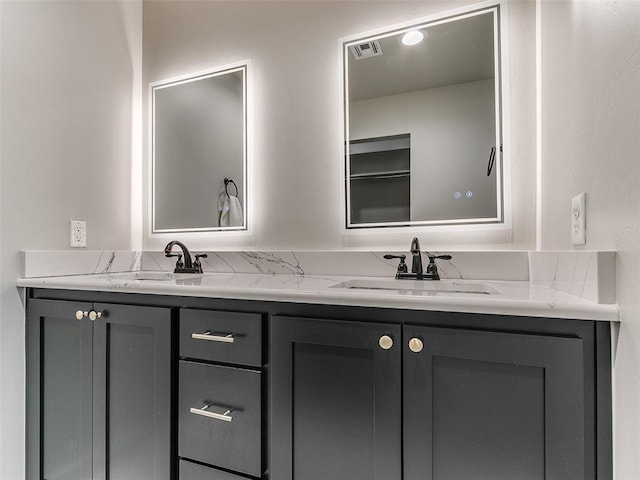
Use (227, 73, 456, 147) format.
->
(331, 279, 500, 295)
(108, 271, 202, 282)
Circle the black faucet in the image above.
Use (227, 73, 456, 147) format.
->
(164, 241, 206, 274)
(385, 237, 452, 280)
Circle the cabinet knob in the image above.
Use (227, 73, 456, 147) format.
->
(379, 335, 394, 350)
(408, 337, 424, 353)
(88, 310, 102, 321)
(75, 310, 88, 320)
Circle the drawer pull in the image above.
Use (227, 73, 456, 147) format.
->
(190, 403, 234, 422)
(191, 331, 235, 343)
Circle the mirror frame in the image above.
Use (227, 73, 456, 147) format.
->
(150, 62, 248, 234)
(342, 4, 504, 230)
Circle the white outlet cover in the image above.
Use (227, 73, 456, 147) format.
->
(571, 193, 586, 245)
(70, 220, 87, 248)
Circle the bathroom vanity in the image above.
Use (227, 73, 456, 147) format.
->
(20, 269, 615, 480)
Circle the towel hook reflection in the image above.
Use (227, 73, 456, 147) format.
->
(224, 178, 238, 197)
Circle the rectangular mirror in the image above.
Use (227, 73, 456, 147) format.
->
(344, 6, 503, 229)
(151, 63, 247, 233)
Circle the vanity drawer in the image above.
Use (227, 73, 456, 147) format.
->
(179, 459, 247, 480)
(179, 361, 262, 477)
(180, 309, 262, 367)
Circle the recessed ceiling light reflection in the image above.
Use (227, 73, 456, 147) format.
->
(401, 30, 425, 46)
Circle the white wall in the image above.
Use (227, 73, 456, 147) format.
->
(540, 1, 640, 478)
(143, 0, 537, 251)
(0, 1, 142, 478)
(350, 79, 498, 222)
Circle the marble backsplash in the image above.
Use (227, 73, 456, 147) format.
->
(141, 250, 530, 281)
(21, 249, 616, 304)
(529, 251, 616, 304)
(22, 250, 142, 278)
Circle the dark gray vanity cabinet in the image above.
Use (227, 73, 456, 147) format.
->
(271, 316, 607, 480)
(25, 288, 612, 480)
(26, 298, 173, 480)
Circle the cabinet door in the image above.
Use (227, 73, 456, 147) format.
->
(92, 303, 173, 480)
(404, 325, 585, 480)
(270, 316, 402, 480)
(27, 299, 94, 480)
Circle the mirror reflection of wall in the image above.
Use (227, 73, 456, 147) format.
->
(345, 6, 502, 229)
(152, 64, 247, 233)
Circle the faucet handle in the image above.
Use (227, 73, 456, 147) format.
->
(384, 254, 408, 275)
(424, 253, 452, 281)
(166, 253, 184, 269)
(427, 254, 452, 262)
(193, 254, 208, 274)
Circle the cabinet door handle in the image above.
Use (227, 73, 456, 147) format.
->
(88, 310, 103, 321)
(379, 335, 394, 350)
(408, 337, 424, 353)
(191, 331, 235, 343)
(189, 403, 234, 422)
(75, 310, 88, 320)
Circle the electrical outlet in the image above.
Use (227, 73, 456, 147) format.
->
(571, 193, 586, 245)
(70, 220, 87, 248)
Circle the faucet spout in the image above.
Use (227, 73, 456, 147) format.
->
(164, 240, 194, 270)
(410, 237, 423, 275)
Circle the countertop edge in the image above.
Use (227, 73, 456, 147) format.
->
(17, 274, 620, 323)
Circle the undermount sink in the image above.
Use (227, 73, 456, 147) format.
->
(108, 271, 202, 282)
(331, 279, 501, 295)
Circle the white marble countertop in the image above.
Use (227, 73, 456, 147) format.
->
(17, 271, 619, 322)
